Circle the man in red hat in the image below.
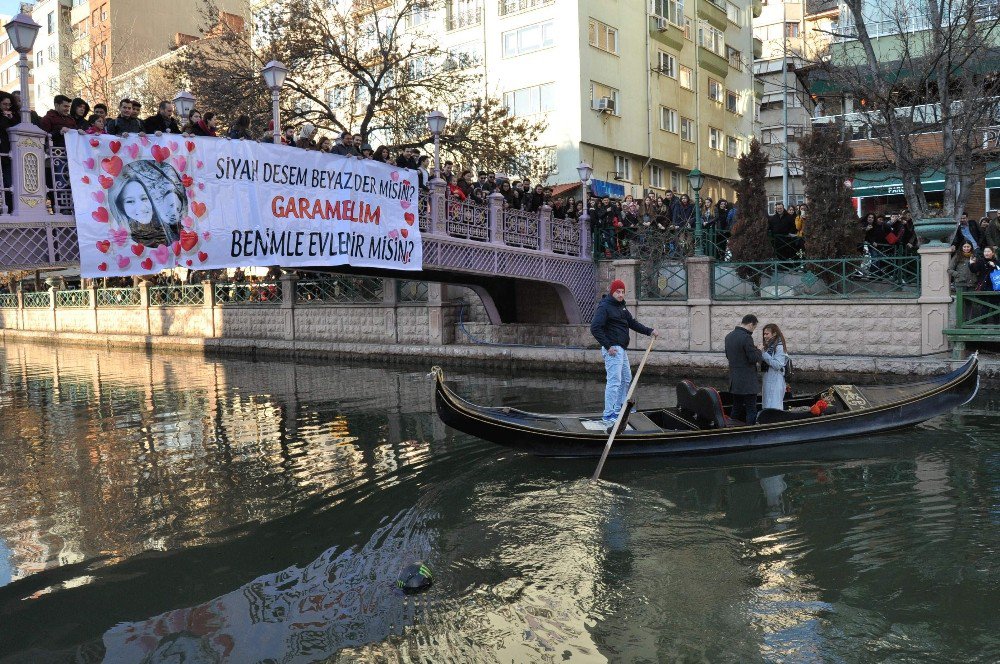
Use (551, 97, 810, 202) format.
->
(590, 278, 658, 425)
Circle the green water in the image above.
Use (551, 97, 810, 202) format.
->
(0, 342, 996, 663)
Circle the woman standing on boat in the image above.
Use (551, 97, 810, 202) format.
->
(760, 323, 789, 411)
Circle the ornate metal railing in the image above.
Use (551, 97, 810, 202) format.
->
(498, 0, 554, 15)
(446, 6, 482, 30)
(0, 293, 16, 307)
(503, 208, 540, 249)
(148, 285, 205, 306)
(295, 274, 384, 303)
(397, 280, 429, 302)
(445, 198, 489, 241)
(214, 282, 282, 304)
(47, 144, 74, 216)
(56, 289, 90, 307)
(639, 260, 688, 300)
(418, 193, 430, 232)
(712, 256, 920, 300)
(23, 291, 50, 308)
(97, 287, 141, 306)
(550, 217, 581, 255)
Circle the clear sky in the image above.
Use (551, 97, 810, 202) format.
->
(0, 1, 25, 19)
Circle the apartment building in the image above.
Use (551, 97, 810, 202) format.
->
(30, 0, 73, 110)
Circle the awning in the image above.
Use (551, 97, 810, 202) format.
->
(851, 168, 945, 197)
(590, 179, 625, 198)
(986, 162, 1000, 188)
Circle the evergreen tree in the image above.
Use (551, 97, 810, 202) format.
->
(729, 139, 774, 265)
(800, 127, 863, 260)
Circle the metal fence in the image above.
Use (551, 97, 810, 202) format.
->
(295, 274, 384, 303)
(214, 282, 282, 304)
(712, 255, 920, 300)
(148, 285, 205, 306)
(56, 289, 91, 307)
(0, 293, 16, 308)
(550, 217, 581, 255)
(503, 208, 540, 249)
(397, 280, 429, 302)
(23, 291, 50, 308)
(96, 288, 141, 307)
(953, 290, 1000, 328)
(638, 260, 688, 300)
(445, 198, 490, 241)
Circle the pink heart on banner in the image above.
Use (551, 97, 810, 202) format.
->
(168, 140, 179, 152)
(151, 244, 170, 265)
(116, 255, 130, 269)
(202, 232, 212, 240)
(172, 157, 187, 172)
(83, 157, 95, 170)
(139, 136, 150, 146)
(126, 143, 139, 159)
(181, 216, 193, 228)
(196, 160, 203, 169)
(400, 200, 411, 210)
(388, 229, 399, 239)
(91, 191, 105, 204)
(112, 228, 129, 246)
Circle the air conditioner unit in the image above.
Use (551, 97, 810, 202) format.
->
(611, 171, 625, 181)
(655, 16, 668, 31)
(597, 96, 616, 113)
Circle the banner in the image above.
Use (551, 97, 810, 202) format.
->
(66, 133, 421, 277)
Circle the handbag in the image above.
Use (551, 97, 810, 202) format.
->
(989, 268, 1000, 291)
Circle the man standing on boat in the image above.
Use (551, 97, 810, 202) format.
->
(725, 314, 763, 424)
(591, 279, 659, 426)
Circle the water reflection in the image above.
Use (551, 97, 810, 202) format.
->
(0, 342, 996, 662)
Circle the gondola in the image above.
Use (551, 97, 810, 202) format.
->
(431, 354, 979, 458)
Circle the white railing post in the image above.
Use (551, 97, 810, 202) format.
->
(579, 214, 591, 258)
(7, 122, 49, 219)
(428, 179, 446, 235)
(539, 204, 552, 252)
(488, 192, 505, 244)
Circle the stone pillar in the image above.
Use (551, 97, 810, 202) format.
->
(539, 204, 552, 252)
(488, 191, 505, 244)
(47, 286, 56, 331)
(280, 272, 297, 341)
(427, 283, 449, 345)
(918, 244, 951, 354)
(685, 255, 714, 352)
(579, 215, 591, 258)
(612, 259, 639, 345)
(88, 285, 98, 333)
(383, 277, 398, 343)
(7, 123, 49, 218)
(427, 179, 446, 235)
(137, 281, 151, 336)
(202, 280, 216, 337)
(16, 287, 23, 331)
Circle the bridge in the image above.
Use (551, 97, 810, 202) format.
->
(0, 124, 597, 324)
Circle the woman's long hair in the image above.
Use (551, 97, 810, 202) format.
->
(762, 323, 787, 354)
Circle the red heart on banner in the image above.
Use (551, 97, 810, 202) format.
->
(186, 141, 195, 152)
(197, 251, 208, 263)
(99, 175, 113, 189)
(81, 176, 91, 184)
(91, 207, 109, 223)
(140, 257, 153, 270)
(90, 138, 100, 148)
(404, 212, 415, 226)
(402, 179, 411, 186)
(97, 262, 108, 271)
(96, 240, 111, 253)
(400, 228, 408, 238)
(109, 140, 121, 154)
(151, 145, 171, 163)
(180, 230, 198, 251)
(181, 175, 193, 188)
(191, 201, 207, 218)
(186, 259, 193, 266)
(171, 241, 182, 257)
(131, 243, 145, 256)
(101, 156, 123, 177)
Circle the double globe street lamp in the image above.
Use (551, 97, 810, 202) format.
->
(262, 60, 289, 144)
(4, 12, 40, 126)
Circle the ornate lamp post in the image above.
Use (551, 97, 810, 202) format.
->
(261, 60, 288, 144)
(688, 167, 705, 256)
(427, 110, 446, 181)
(4, 12, 40, 126)
(172, 90, 195, 124)
(577, 161, 593, 219)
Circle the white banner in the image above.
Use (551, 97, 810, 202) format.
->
(66, 133, 422, 277)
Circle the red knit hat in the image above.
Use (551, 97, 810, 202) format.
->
(610, 279, 626, 294)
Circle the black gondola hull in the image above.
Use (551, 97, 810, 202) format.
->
(433, 357, 979, 458)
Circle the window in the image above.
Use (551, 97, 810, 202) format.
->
(727, 46, 742, 70)
(787, 93, 802, 108)
(100, 42, 107, 57)
(726, 136, 740, 157)
(48, 44, 56, 60)
(91, 9, 98, 26)
(681, 117, 695, 142)
(768, 194, 805, 215)
(588, 19, 618, 54)
(726, 90, 739, 113)
(652, 0, 684, 26)
(683, 17, 693, 40)
(657, 51, 677, 77)
(679, 65, 693, 90)
(448, 41, 482, 69)
(503, 82, 556, 116)
(650, 164, 664, 188)
(47, 11, 55, 34)
(406, 5, 430, 27)
(502, 21, 555, 57)
(539, 146, 558, 175)
(785, 22, 800, 38)
(698, 21, 725, 56)
(708, 78, 723, 103)
(709, 127, 723, 151)
(660, 106, 678, 132)
(101, 4, 107, 21)
(591, 81, 620, 114)
(36, 50, 43, 66)
(614, 155, 632, 181)
(408, 56, 429, 79)
(671, 170, 682, 192)
(326, 86, 346, 107)
(726, 1, 742, 25)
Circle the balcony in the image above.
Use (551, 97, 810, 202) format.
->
(810, 99, 996, 140)
(498, 0, 554, 17)
(446, 6, 482, 31)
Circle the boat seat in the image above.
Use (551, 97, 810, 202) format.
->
(678, 380, 740, 428)
(676, 380, 699, 417)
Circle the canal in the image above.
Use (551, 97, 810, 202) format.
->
(0, 342, 996, 662)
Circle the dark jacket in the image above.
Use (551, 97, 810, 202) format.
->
(970, 254, 999, 291)
(107, 116, 143, 135)
(724, 326, 763, 394)
(768, 211, 796, 235)
(143, 113, 182, 134)
(590, 294, 653, 350)
(672, 202, 695, 228)
(38, 110, 76, 146)
(952, 221, 983, 251)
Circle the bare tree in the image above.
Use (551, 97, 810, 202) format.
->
(73, 19, 157, 108)
(808, 0, 1000, 220)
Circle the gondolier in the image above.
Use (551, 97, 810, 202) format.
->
(590, 279, 659, 425)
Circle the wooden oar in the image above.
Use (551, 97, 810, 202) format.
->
(592, 335, 656, 481)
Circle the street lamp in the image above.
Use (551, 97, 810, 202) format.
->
(577, 161, 593, 256)
(172, 90, 195, 123)
(4, 12, 40, 126)
(427, 110, 446, 181)
(261, 60, 288, 144)
(688, 168, 705, 256)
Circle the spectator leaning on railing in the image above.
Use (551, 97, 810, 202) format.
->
(143, 100, 182, 134)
